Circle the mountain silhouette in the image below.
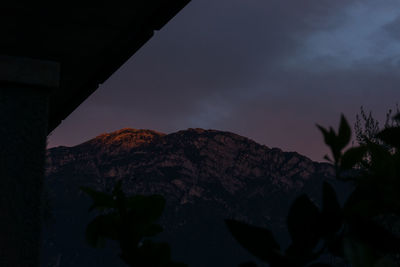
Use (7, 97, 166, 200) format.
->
(42, 128, 344, 267)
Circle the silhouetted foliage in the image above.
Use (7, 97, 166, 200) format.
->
(354, 105, 400, 147)
(81, 181, 187, 267)
(226, 113, 400, 267)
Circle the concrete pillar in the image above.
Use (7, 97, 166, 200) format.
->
(0, 56, 59, 267)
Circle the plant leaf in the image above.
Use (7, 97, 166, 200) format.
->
(343, 237, 377, 267)
(340, 146, 367, 170)
(338, 114, 352, 150)
(85, 214, 120, 247)
(376, 127, 400, 149)
(320, 182, 342, 237)
(142, 223, 164, 237)
(393, 112, 400, 123)
(317, 125, 336, 149)
(80, 186, 115, 211)
(348, 217, 400, 254)
(285, 242, 321, 266)
(317, 124, 342, 163)
(127, 194, 166, 222)
(287, 195, 321, 249)
(225, 219, 285, 265)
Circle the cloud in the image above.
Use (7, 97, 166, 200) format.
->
(383, 15, 400, 39)
(91, 0, 360, 115)
(49, 0, 400, 161)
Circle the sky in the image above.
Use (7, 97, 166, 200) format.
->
(48, 0, 400, 162)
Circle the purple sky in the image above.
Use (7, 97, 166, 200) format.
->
(48, 0, 400, 162)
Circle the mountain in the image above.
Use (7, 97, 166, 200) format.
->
(42, 128, 340, 267)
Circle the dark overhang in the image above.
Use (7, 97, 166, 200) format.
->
(1, 2, 190, 132)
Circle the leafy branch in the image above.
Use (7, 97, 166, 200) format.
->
(226, 112, 400, 267)
(81, 181, 186, 267)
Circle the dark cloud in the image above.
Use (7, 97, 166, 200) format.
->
(87, 0, 359, 114)
(49, 0, 400, 161)
(209, 61, 400, 160)
(383, 15, 400, 39)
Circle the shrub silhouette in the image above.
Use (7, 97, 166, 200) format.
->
(354, 105, 399, 148)
(80, 181, 187, 267)
(226, 114, 400, 267)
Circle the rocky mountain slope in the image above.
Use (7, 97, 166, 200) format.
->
(42, 128, 339, 267)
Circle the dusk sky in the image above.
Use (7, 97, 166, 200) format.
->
(48, 0, 400, 162)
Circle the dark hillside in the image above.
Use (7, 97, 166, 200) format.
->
(42, 128, 340, 267)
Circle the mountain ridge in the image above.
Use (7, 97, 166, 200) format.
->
(43, 127, 337, 267)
